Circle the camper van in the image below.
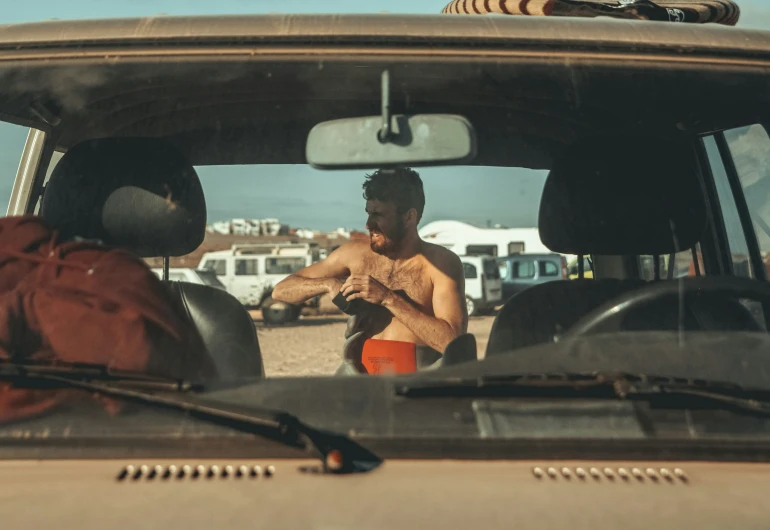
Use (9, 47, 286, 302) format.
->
(198, 242, 320, 323)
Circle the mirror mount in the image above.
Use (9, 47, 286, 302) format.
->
(378, 70, 393, 144)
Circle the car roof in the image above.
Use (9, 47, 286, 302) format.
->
(1, 15, 767, 169)
(498, 253, 562, 260)
(0, 15, 767, 54)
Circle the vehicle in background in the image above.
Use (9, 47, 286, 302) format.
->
(150, 268, 226, 289)
(567, 256, 594, 280)
(199, 243, 319, 324)
(420, 220, 552, 258)
(497, 253, 567, 300)
(460, 255, 502, 316)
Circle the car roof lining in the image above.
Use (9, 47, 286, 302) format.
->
(0, 55, 768, 169)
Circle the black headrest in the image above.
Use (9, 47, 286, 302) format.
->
(41, 138, 206, 257)
(538, 135, 706, 256)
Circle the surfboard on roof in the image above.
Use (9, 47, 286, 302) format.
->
(441, 0, 740, 26)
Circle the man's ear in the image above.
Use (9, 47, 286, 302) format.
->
(403, 208, 418, 227)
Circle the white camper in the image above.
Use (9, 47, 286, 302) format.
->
(419, 220, 551, 257)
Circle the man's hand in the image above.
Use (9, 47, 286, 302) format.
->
(341, 274, 394, 306)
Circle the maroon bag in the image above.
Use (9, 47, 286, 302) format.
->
(0, 215, 215, 423)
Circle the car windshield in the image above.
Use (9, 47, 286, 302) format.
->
(2, 0, 770, 459)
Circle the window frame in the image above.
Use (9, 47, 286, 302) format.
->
(235, 258, 260, 276)
(715, 131, 767, 281)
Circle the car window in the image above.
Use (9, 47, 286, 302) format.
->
(0, 121, 34, 215)
(463, 263, 478, 279)
(725, 124, 770, 278)
(465, 245, 497, 257)
(512, 260, 535, 279)
(498, 261, 509, 279)
(539, 260, 559, 277)
(482, 259, 500, 279)
(202, 259, 227, 276)
(704, 135, 755, 278)
(235, 259, 259, 276)
(265, 257, 307, 275)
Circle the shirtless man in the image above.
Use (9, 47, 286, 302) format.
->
(272, 168, 467, 360)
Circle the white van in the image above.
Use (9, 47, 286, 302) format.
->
(198, 243, 318, 323)
(459, 255, 503, 317)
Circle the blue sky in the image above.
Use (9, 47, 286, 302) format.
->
(0, 1, 769, 230)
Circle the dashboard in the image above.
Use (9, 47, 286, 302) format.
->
(1, 458, 768, 529)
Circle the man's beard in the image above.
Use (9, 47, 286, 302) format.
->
(369, 221, 405, 255)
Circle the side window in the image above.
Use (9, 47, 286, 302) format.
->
(463, 263, 478, 279)
(235, 259, 259, 276)
(704, 135, 755, 278)
(265, 257, 306, 275)
(512, 260, 535, 279)
(725, 125, 770, 278)
(203, 259, 227, 276)
(639, 248, 704, 281)
(539, 260, 559, 277)
(482, 259, 500, 279)
(466, 245, 497, 257)
(0, 122, 35, 215)
(498, 261, 509, 279)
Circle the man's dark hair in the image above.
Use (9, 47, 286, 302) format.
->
(362, 168, 425, 221)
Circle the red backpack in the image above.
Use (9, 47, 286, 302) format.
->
(0, 215, 214, 423)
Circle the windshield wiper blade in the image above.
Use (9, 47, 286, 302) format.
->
(0, 361, 382, 474)
(397, 371, 770, 417)
(0, 360, 200, 392)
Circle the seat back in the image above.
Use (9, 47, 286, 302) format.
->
(486, 134, 708, 356)
(486, 279, 645, 356)
(41, 137, 265, 380)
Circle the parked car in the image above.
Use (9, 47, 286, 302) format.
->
(199, 243, 318, 324)
(567, 256, 594, 280)
(497, 253, 567, 300)
(150, 267, 226, 289)
(460, 255, 503, 316)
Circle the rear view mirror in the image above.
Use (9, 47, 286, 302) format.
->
(306, 70, 476, 169)
(306, 114, 477, 169)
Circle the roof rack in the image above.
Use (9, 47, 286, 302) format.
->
(231, 242, 319, 256)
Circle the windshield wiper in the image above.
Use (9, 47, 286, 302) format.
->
(0, 360, 382, 474)
(396, 372, 770, 416)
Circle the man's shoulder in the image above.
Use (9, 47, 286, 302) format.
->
(331, 240, 371, 262)
(422, 242, 463, 276)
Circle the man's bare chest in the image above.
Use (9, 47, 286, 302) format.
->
(356, 257, 433, 306)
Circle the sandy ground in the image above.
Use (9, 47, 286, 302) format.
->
(253, 311, 495, 377)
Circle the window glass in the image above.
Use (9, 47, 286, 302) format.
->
(725, 124, 770, 278)
(202, 259, 227, 276)
(0, 122, 33, 215)
(498, 261, 509, 279)
(639, 248, 704, 281)
(512, 260, 535, 279)
(235, 259, 259, 276)
(168, 272, 187, 282)
(704, 135, 754, 278)
(539, 260, 559, 277)
(482, 259, 500, 279)
(466, 245, 497, 257)
(265, 257, 306, 275)
(463, 263, 478, 279)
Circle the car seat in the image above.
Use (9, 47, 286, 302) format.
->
(40, 137, 265, 380)
(486, 133, 757, 356)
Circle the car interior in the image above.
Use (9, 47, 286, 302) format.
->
(3, 54, 770, 378)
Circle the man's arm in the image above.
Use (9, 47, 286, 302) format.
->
(342, 252, 467, 352)
(271, 245, 352, 305)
